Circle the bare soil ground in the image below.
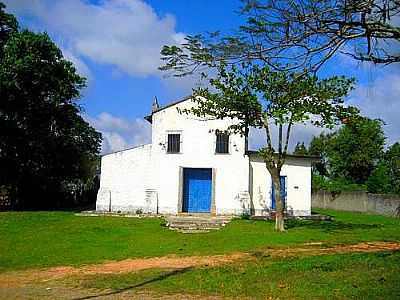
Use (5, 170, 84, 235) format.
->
(0, 241, 399, 299)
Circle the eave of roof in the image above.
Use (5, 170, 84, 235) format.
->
(102, 143, 151, 157)
(245, 150, 320, 161)
(144, 95, 192, 123)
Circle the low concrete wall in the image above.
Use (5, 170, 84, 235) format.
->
(312, 190, 400, 217)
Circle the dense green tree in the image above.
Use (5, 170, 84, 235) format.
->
(0, 2, 17, 50)
(308, 133, 332, 177)
(368, 142, 400, 194)
(384, 143, 400, 194)
(327, 117, 385, 183)
(181, 62, 357, 231)
(293, 142, 308, 156)
(0, 3, 101, 209)
(366, 163, 392, 194)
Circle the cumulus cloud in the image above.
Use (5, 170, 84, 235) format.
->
(61, 48, 92, 79)
(4, 0, 185, 77)
(349, 68, 400, 146)
(249, 123, 330, 152)
(250, 64, 400, 152)
(87, 112, 151, 154)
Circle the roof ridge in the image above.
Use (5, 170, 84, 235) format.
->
(145, 95, 192, 123)
(102, 143, 151, 157)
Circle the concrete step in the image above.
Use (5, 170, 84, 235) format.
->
(168, 223, 224, 230)
(165, 215, 233, 233)
(170, 216, 232, 221)
(168, 220, 228, 226)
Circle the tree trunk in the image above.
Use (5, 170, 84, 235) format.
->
(272, 172, 285, 232)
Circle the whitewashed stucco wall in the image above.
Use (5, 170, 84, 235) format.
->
(250, 156, 312, 216)
(96, 97, 312, 216)
(96, 144, 156, 212)
(150, 98, 250, 214)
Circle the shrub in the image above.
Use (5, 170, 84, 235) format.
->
(312, 175, 367, 194)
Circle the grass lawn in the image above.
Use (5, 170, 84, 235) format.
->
(1, 209, 400, 272)
(78, 251, 400, 299)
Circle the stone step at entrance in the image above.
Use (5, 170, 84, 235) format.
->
(165, 214, 233, 233)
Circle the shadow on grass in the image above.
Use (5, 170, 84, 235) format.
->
(285, 219, 381, 232)
(72, 267, 192, 300)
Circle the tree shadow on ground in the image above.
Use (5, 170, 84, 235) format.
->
(285, 219, 381, 232)
(72, 267, 192, 300)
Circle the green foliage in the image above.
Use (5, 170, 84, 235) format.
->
(312, 175, 367, 193)
(328, 117, 385, 183)
(0, 2, 17, 55)
(366, 163, 393, 194)
(239, 212, 251, 220)
(189, 63, 357, 165)
(184, 62, 357, 231)
(308, 133, 332, 176)
(367, 143, 400, 194)
(0, 3, 101, 209)
(383, 143, 400, 194)
(306, 118, 387, 192)
(293, 142, 308, 155)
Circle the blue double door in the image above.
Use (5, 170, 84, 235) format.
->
(271, 176, 287, 209)
(183, 168, 212, 213)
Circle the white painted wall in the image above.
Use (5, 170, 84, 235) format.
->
(96, 97, 312, 216)
(250, 156, 312, 216)
(96, 144, 156, 213)
(150, 98, 250, 214)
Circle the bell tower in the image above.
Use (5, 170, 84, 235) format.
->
(152, 96, 160, 112)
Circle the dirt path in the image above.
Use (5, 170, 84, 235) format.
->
(1, 241, 399, 289)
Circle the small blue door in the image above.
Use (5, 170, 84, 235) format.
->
(183, 168, 212, 213)
(271, 176, 287, 209)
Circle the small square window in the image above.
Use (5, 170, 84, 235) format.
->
(216, 131, 229, 154)
(167, 134, 180, 153)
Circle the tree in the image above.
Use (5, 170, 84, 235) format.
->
(0, 2, 17, 50)
(366, 162, 392, 193)
(0, 3, 102, 209)
(160, 0, 400, 76)
(293, 142, 308, 155)
(368, 142, 400, 194)
(384, 142, 400, 194)
(327, 117, 385, 183)
(240, 0, 400, 69)
(308, 133, 333, 177)
(183, 63, 357, 231)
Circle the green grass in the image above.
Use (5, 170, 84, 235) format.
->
(0, 209, 400, 272)
(79, 251, 400, 299)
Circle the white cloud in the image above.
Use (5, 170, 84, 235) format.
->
(5, 0, 184, 77)
(249, 123, 330, 152)
(86, 112, 151, 154)
(61, 48, 92, 79)
(250, 64, 400, 152)
(349, 68, 400, 146)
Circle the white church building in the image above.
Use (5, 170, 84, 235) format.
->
(96, 96, 316, 216)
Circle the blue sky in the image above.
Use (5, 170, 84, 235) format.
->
(4, 0, 400, 153)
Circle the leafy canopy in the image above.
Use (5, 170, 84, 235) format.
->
(328, 117, 385, 183)
(367, 142, 400, 194)
(184, 63, 358, 175)
(0, 3, 101, 209)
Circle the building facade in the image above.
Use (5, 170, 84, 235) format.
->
(96, 96, 314, 216)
